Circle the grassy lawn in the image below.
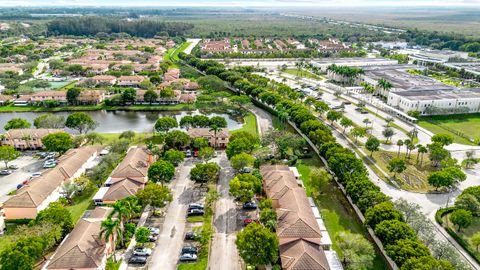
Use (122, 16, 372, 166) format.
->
(230, 112, 258, 137)
(284, 68, 324, 80)
(164, 42, 191, 68)
(418, 114, 480, 145)
(367, 149, 436, 192)
(186, 216, 204, 223)
(442, 214, 480, 261)
(295, 157, 389, 270)
(67, 187, 98, 223)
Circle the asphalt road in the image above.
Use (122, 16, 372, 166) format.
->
(208, 152, 242, 270)
(0, 155, 43, 203)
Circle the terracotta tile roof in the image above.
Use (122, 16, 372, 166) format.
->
(3, 128, 63, 140)
(4, 146, 100, 208)
(102, 177, 144, 202)
(280, 239, 330, 270)
(118, 75, 146, 82)
(187, 128, 230, 139)
(110, 147, 151, 182)
(46, 207, 112, 270)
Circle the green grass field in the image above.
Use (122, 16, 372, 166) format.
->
(443, 214, 480, 261)
(296, 157, 389, 270)
(418, 113, 480, 145)
(230, 112, 258, 137)
(284, 68, 324, 80)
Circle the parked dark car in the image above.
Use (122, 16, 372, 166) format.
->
(360, 109, 369, 114)
(188, 203, 204, 210)
(179, 253, 198, 262)
(148, 235, 158, 242)
(239, 167, 253, 174)
(187, 209, 205, 216)
(243, 201, 257, 210)
(129, 256, 147, 264)
(243, 218, 259, 226)
(185, 232, 198, 240)
(182, 246, 198, 254)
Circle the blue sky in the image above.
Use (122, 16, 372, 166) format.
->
(0, 0, 479, 6)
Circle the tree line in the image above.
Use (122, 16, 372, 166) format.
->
(47, 17, 194, 38)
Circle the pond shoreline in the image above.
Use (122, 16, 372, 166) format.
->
(0, 104, 198, 113)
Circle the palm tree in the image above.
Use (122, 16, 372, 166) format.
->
(396, 139, 404, 157)
(100, 217, 121, 262)
(417, 145, 428, 165)
(377, 79, 392, 96)
(109, 200, 131, 248)
(209, 125, 222, 149)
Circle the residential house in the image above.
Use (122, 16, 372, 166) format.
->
(1, 128, 65, 150)
(13, 95, 31, 106)
(117, 75, 146, 87)
(163, 68, 181, 82)
(187, 128, 230, 148)
(3, 146, 100, 219)
(30, 91, 67, 105)
(261, 165, 330, 270)
(78, 90, 106, 105)
(94, 146, 153, 205)
(44, 207, 114, 270)
(0, 95, 13, 105)
(92, 75, 117, 85)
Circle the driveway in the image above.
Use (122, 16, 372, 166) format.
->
(0, 155, 43, 203)
(208, 152, 242, 270)
(184, 39, 201, 54)
(148, 159, 196, 270)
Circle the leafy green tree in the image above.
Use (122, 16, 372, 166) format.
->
(382, 127, 395, 143)
(365, 137, 380, 157)
(0, 236, 44, 270)
(374, 220, 416, 245)
(163, 149, 185, 166)
(396, 139, 404, 157)
(0, 145, 20, 169)
(136, 183, 172, 213)
(198, 75, 227, 92)
(454, 194, 480, 216)
(135, 227, 151, 247)
(4, 118, 30, 130)
(259, 208, 277, 231)
(364, 201, 404, 229)
(154, 116, 178, 132)
(33, 114, 65, 128)
(431, 134, 454, 146)
(119, 130, 136, 140)
(230, 152, 256, 171)
(309, 168, 331, 194)
(428, 143, 450, 167)
(388, 158, 407, 178)
(180, 115, 194, 129)
(336, 231, 375, 269)
(164, 130, 191, 149)
(471, 232, 480, 251)
(450, 209, 473, 232)
(401, 256, 454, 270)
(35, 202, 73, 236)
(229, 176, 255, 203)
(235, 223, 279, 266)
(198, 147, 215, 162)
(226, 137, 255, 159)
(340, 117, 353, 133)
(66, 112, 98, 134)
(144, 89, 158, 104)
(209, 116, 227, 128)
(148, 160, 175, 185)
(427, 171, 453, 191)
(121, 88, 137, 104)
(190, 162, 220, 184)
(326, 110, 342, 123)
(351, 127, 367, 143)
(41, 132, 73, 153)
(139, 79, 153, 90)
(385, 239, 431, 266)
(66, 87, 81, 105)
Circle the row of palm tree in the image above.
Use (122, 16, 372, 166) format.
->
(99, 197, 142, 262)
(327, 64, 364, 86)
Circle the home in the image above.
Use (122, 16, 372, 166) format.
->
(30, 91, 67, 104)
(261, 165, 331, 270)
(117, 75, 146, 87)
(78, 90, 106, 105)
(163, 68, 181, 82)
(94, 146, 153, 205)
(13, 95, 31, 106)
(91, 75, 117, 85)
(0, 95, 13, 105)
(187, 128, 230, 148)
(179, 93, 197, 104)
(3, 146, 100, 219)
(1, 128, 65, 150)
(44, 207, 114, 270)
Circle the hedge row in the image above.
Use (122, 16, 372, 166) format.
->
(178, 52, 454, 269)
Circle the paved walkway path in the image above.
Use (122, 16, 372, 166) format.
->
(184, 38, 201, 54)
(208, 152, 242, 270)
